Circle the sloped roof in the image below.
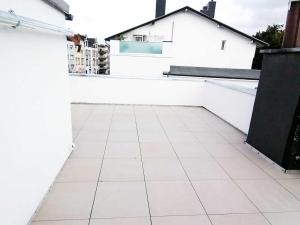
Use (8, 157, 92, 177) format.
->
(105, 6, 268, 46)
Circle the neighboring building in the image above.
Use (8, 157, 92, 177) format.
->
(67, 40, 76, 73)
(105, 1, 267, 77)
(74, 35, 86, 74)
(67, 35, 100, 74)
(84, 38, 100, 74)
(99, 44, 110, 74)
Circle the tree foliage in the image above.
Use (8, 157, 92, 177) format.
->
(252, 24, 285, 69)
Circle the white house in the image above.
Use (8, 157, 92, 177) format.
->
(0, 1, 73, 225)
(105, 5, 267, 77)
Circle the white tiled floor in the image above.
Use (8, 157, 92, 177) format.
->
(31, 104, 300, 225)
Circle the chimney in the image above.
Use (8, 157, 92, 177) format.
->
(200, 0, 216, 18)
(155, 0, 166, 18)
(282, 0, 300, 48)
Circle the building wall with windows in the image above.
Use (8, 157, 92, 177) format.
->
(74, 38, 86, 74)
(67, 41, 76, 73)
(108, 9, 259, 77)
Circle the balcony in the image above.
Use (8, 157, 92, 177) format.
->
(30, 103, 300, 225)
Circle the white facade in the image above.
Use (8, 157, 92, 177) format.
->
(108, 9, 259, 77)
(67, 41, 76, 73)
(0, 1, 72, 225)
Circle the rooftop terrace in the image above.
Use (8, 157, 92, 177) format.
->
(31, 104, 300, 225)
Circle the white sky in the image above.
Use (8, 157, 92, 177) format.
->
(66, 0, 288, 43)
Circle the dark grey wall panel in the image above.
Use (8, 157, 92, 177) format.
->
(247, 49, 300, 169)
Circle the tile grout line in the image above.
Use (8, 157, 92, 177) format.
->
(228, 143, 300, 204)
(133, 105, 153, 225)
(87, 105, 116, 225)
(191, 106, 300, 216)
(152, 106, 214, 225)
(186, 107, 273, 225)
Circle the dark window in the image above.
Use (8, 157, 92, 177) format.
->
(221, 40, 226, 50)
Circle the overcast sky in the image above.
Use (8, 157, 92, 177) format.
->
(66, 0, 288, 43)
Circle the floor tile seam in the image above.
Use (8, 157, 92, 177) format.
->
(87, 105, 116, 225)
(133, 106, 153, 225)
(152, 106, 214, 225)
(184, 107, 273, 225)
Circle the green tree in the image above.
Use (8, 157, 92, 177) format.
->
(252, 24, 285, 69)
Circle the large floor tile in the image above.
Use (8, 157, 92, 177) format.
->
(278, 179, 300, 200)
(210, 214, 270, 225)
(56, 159, 102, 182)
(71, 141, 106, 158)
(143, 158, 188, 181)
(203, 143, 245, 158)
(90, 217, 151, 225)
(105, 142, 140, 158)
(167, 131, 198, 143)
(152, 215, 211, 225)
(34, 183, 96, 221)
(140, 142, 176, 158)
(219, 131, 246, 144)
(138, 132, 169, 142)
(193, 180, 258, 214)
(76, 131, 109, 143)
(181, 158, 229, 180)
(108, 131, 138, 143)
(92, 182, 149, 218)
(237, 179, 300, 212)
(147, 181, 205, 216)
(216, 157, 269, 179)
(172, 142, 211, 158)
(31, 221, 88, 225)
(193, 131, 228, 144)
(100, 158, 144, 181)
(264, 212, 300, 225)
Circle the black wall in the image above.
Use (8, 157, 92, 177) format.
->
(247, 49, 300, 169)
(155, 0, 166, 18)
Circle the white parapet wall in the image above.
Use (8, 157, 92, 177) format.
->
(0, 1, 72, 225)
(70, 75, 258, 134)
(70, 75, 205, 106)
(202, 80, 257, 134)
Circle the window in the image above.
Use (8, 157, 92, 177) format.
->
(69, 55, 74, 60)
(81, 58, 84, 65)
(133, 35, 146, 42)
(221, 40, 226, 50)
(69, 45, 73, 50)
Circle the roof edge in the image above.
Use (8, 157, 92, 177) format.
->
(41, 0, 73, 20)
(105, 6, 268, 46)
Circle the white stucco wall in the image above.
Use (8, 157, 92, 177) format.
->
(0, 1, 72, 225)
(70, 75, 205, 106)
(109, 10, 257, 77)
(70, 75, 257, 134)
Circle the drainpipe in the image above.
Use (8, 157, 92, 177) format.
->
(282, 0, 300, 48)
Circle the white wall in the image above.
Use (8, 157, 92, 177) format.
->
(109, 10, 257, 77)
(0, 1, 72, 225)
(70, 75, 257, 133)
(70, 75, 205, 106)
(202, 81, 256, 134)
